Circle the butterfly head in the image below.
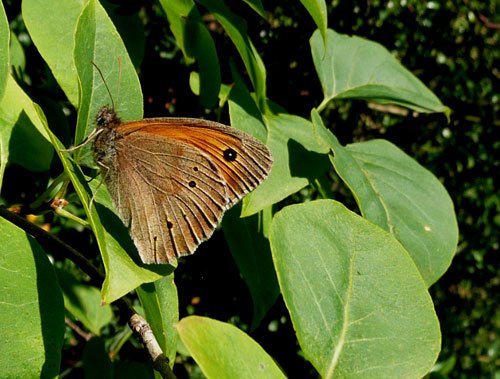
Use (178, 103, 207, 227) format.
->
(96, 104, 121, 128)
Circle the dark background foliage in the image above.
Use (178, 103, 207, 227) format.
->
(2, 0, 499, 377)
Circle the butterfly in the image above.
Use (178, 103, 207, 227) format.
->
(91, 101, 272, 265)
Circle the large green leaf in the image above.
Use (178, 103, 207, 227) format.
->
(56, 268, 113, 335)
(159, 0, 220, 108)
(222, 204, 280, 330)
(269, 200, 441, 378)
(0, 75, 54, 190)
(311, 29, 450, 116)
(197, 0, 267, 110)
(0, 218, 65, 378)
(136, 275, 179, 366)
(176, 316, 286, 378)
(312, 110, 458, 286)
(73, 0, 143, 167)
(0, 0, 8, 103)
(22, 0, 87, 107)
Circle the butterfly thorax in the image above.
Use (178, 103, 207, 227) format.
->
(93, 105, 120, 169)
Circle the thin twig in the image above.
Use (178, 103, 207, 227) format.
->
(129, 314, 176, 379)
(65, 317, 94, 341)
(0, 205, 176, 379)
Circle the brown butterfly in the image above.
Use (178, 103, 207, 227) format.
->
(91, 94, 272, 265)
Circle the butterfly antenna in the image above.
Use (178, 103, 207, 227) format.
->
(90, 60, 115, 110)
(116, 57, 122, 108)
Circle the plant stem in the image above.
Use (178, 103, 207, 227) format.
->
(54, 207, 90, 229)
(29, 172, 68, 211)
(316, 98, 329, 113)
(314, 178, 328, 199)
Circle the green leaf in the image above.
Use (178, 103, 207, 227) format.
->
(176, 316, 286, 378)
(73, 0, 143, 167)
(241, 0, 267, 19)
(0, 75, 54, 190)
(159, 0, 221, 108)
(136, 275, 179, 366)
(0, 0, 8, 102)
(56, 268, 113, 335)
(0, 217, 65, 378)
(22, 0, 86, 107)
(311, 29, 450, 116)
(241, 112, 330, 216)
(36, 103, 170, 305)
(197, 0, 267, 110)
(300, 0, 327, 46)
(222, 204, 280, 330)
(269, 200, 441, 378)
(312, 110, 458, 286)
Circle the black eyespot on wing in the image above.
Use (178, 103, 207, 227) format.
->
(223, 148, 237, 161)
(193, 166, 199, 172)
(189, 180, 196, 188)
(167, 221, 174, 229)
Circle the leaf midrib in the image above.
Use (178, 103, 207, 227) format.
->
(325, 227, 356, 378)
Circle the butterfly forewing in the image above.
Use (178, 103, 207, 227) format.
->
(120, 118, 273, 201)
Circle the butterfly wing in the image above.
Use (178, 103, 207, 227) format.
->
(107, 118, 272, 264)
